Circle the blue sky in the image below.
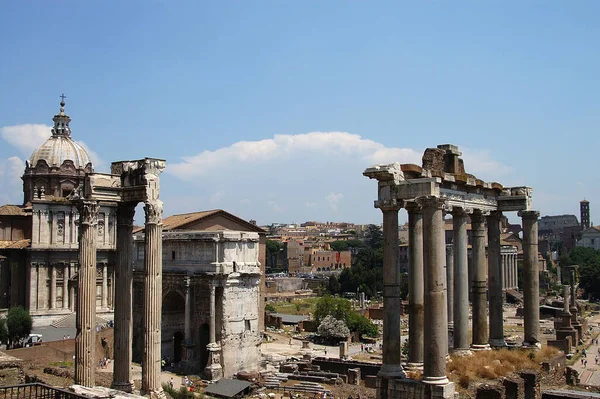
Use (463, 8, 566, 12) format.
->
(1, 1, 599, 226)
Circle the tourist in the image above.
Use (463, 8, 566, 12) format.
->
(596, 355, 598, 365)
(583, 349, 587, 358)
(169, 377, 174, 389)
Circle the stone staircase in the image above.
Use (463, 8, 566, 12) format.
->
(51, 313, 109, 329)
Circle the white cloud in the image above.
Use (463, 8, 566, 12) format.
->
(326, 193, 344, 212)
(460, 147, 513, 180)
(305, 201, 316, 207)
(210, 190, 225, 203)
(0, 124, 49, 155)
(0, 156, 25, 204)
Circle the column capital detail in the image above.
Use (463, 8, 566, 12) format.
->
(144, 200, 163, 225)
(451, 206, 473, 217)
(416, 195, 445, 210)
(374, 199, 402, 212)
(488, 210, 503, 220)
(404, 200, 422, 213)
(518, 210, 540, 219)
(77, 201, 100, 226)
(117, 203, 136, 226)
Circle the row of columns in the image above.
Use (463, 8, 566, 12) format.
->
(501, 250, 519, 290)
(76, 200, 166, 399)
(382, 197, 540, 386)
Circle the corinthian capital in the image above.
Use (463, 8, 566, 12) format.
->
(144, 200, 163, 225)
(117, 203, 136, 226)
(78, 201, 99, 226)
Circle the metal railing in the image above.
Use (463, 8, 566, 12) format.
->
(0, 383, 90, 399)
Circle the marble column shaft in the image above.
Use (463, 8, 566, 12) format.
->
(102, 263, 108, 309)
(487, 211, 505, 347)
(209, 283, 216, 343)
(184, 277, 192, 341)
(407, 203, 424, 368)
(420, 196, 448, 385)
(471, 210, 489, 349)
(446, 244, 454, 332)
(378, 204, 405, 377)
(112, 203, 135, 392)
(50, 265, 56, 309)
(63, 265, 69, 310)
(521, 210, 540, 346)
(141, 200, 164, 398)
(75, 201, 99, 387)
(452, 209, 470, 353)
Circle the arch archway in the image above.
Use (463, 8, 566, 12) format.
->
(173, 331, 184, 363)
(162, 290, 185, 363)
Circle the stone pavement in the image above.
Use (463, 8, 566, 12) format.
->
(571, 314, 600, 386)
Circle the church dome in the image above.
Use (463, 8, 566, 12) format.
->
(28, 99, 92, 170)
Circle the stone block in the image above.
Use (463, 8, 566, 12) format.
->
(503, 375, 524, 399)
(426, 382, 455, 399)
(519, 370, 541, 399)
(347, 368, 360, 385)
(476, 383, 505, 399)
(364, 375, 377, 389)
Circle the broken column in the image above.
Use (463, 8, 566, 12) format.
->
(452, 207, 471, 355)
(141, 200, 165, 398)
(520, 210, 540, 348)
(74, 200, 99, 387)
(406, 201, 424, 370)
(471, 210, 490, 350)
(487, 211, 505, 347)
(420, 196, 449, 385)
(111, 203, 136, 392)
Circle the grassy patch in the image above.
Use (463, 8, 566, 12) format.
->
(448, 346, 559, 390)
(267, 298, 320, 315)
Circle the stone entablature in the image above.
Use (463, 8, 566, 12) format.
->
(132, 231, 261, 276)
(30, 202, 116, 250)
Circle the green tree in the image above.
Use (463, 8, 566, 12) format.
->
(313, 295, 378, 338)
(0, 318, 8, 344)
(266, 239, 283, 271)
(6, 307, 32, 347)
(564, 247, 600, 299)
(329, 241, 349, 252)
(327, 275, 340, 295)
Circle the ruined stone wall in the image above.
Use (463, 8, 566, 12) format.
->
(220, 275, 261, 377)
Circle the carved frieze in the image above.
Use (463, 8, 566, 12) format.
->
(144, 200, 163, 225)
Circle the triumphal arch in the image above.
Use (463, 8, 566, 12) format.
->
(71, 158, 166, 398)
(364, 144, 539, 399)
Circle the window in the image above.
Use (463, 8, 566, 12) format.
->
(245, 320, 251, 331)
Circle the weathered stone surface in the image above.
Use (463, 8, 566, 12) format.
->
(476, 383, 505, 399)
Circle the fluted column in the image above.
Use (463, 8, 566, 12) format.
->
(406, 202, 424, 370)
(487, 211, 505, 347)
(204, 281, 223, 380)
(446, 244, 454, 336)
(112, 203, 135, 393)
(520, 210, 540, 347)
(141, 200, 165, 399)
(471, 210, 490, 350)
(513, 254, 518, 289)
(184, 276, 192, 341)
(75, 200, 99, 387)
(452, 208, 471, 355)
(63, 265, 69, 310)
(420, 196, 449, 385)
(377, 201, 405, 379)
(102, 263, 108, 309)
(50, 264, 56, 309)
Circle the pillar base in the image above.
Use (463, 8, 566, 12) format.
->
(204, 343, 223, 381)
(377, 364, 406, 378)
(405, 362, 423, 371)
(110, 381, 134, 393)
(522, 341, 542, 350)
(470, 344, 491, 351)
(422, 375, 450, 385)
(489, 339, 507, 348)
(141, 388, 166, 399)
(451, 348, 472, 357)
(425, 381, 455, 398)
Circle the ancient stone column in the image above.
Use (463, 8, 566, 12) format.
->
(50, 264, 56, 309)
(102, 263, 108, 309)
(184, 276, 191, 341)
(377, 202, 405, 379)
(470, 210, 490, 350)
(406, 202, 424, 370)
(520, 210, 540, 347)
(420, 196, 449, 385)
(111, 203, 135, 393)
(63, 265, 69, 311)
(141, 200, 165, 399)
(487, 211, 505, 347)
(452, 208, 471, 355)
(75, 200, 99, 387)
(205, 282, 223, 380)
(446, 244, 454, 336)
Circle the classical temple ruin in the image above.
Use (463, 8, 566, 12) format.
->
(364, 144, 539, 399)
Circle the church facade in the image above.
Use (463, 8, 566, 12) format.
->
(0, 100, 115, 324)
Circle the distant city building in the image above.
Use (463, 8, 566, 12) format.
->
(577, 226, 600, 250)
(581, 200, 591, 230)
